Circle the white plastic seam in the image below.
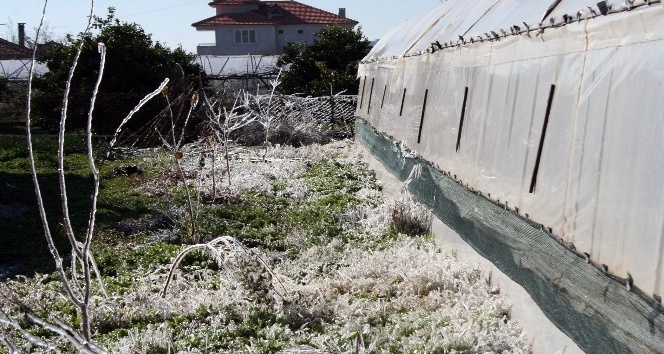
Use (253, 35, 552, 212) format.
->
(362, 0, 663, 63)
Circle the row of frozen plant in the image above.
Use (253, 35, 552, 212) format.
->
(0, 4, 530, 353)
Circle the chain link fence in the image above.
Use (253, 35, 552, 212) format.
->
(266, 94, 358, 126)
(232, 93, 358, 146)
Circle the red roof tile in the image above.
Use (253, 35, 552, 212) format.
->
(0, 38, 32, 60)
(194, 12, 275, 26)
(208, 0, 260, 4)
(192, 1, 358, 27)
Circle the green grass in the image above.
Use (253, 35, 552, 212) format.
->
(0, 134, 163, 275)
(0, 140, 526, 353)
(88, 157, 382, 350)
(195, 160, 376, 254)
(95, 243, 180, 277)
(0, 122, 36, 135)
(0, 136, 376, 276)
(0, 138, 378, 296)
(0, 135, 90, 272)
(1, 141, 398, 353)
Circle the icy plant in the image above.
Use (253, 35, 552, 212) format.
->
(280, 237, 528, 353)
(3, 0, 167, 349)
(155, 75, 203, 244)
(162, 236, 238, 296)
(161, 234, 290, 320)
(255, 69, 283, 159)
(22, 0, 103, 344)
(1, 139, 532, 353)
(385, 164, 431, 235)
(205, 72, 286, 168)
(204, 89, 257, 188)
(162, 236, 282, 299)
(224, 247, 279, 305)
(0, 311, 107, 353)
(389, 198, 431, 236)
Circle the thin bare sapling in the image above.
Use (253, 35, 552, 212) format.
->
(255, 70, 282, 160)
(1, 310, 106, 354)
(155, 73, 203, 244)
(21, 0, 169, 345)
(204, 90, 257, 187)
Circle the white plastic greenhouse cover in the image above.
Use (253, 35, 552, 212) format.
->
(0, 60, 48, 80)
(357, 0, 664, 296)
(195, 55, 280, 78)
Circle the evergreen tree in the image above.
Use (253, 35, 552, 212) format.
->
(33, 8, 204, 134)
(277, 26, 370, 96)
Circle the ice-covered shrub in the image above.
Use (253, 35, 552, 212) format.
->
(389, 195, 432, 236)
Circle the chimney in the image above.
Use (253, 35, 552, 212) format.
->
(18, 23, 26, 48)
(338, 8, 346, 18)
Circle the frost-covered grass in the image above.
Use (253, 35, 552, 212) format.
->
(0, 140, 530, 353)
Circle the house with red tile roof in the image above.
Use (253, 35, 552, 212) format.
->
(0, 38, 32, 61)
(192, 0, 358, 56)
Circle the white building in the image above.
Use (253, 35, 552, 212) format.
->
(192, 0, 357, 56)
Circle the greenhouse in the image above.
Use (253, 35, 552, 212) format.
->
(0, 59, 47, 81)
(355, 1, 664, 353)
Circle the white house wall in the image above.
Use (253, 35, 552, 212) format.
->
(275, 24, 328, 52)
(357, 3, 664, 296)
(214, 26, 276, 55)
(210, 24, 351, 56)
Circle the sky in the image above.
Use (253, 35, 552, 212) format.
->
(2, 0, 442, 53)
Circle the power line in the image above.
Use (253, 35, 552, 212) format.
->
(50, 0, 203, 30)
(119, 1, 201, 18)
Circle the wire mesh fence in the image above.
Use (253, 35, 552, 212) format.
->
(109, 91, 359, 149)
(260, 93, 358, 126)
(228, 93, 359, 147)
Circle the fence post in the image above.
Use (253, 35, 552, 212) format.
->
(330, 86, 336, 126)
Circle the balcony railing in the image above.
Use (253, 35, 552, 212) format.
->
(196, 43, 217, 56)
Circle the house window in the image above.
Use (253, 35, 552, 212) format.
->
(297, 29, 304, 34)
(234, 30, 256, 44)
(278, 29, 284, 34)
